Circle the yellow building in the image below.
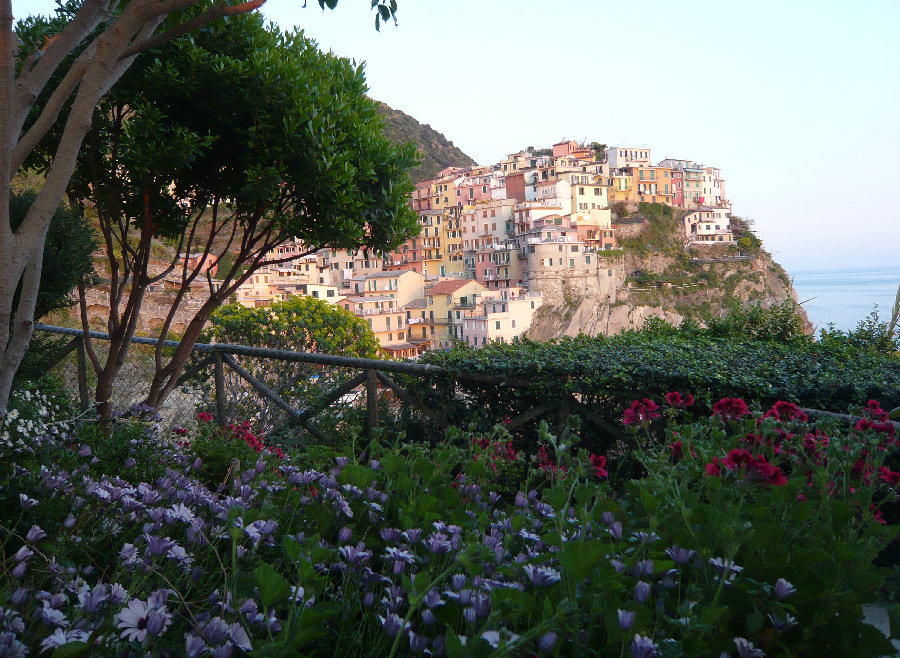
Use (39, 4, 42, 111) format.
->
(424, 279, 486, 349)
(633, 166, 674, 205)
(609, 168, 634, 203)
(418, 210, 448, 279)
(431, 176, 455, 211)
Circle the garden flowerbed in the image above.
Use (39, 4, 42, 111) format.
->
(0, 384, 898, 656)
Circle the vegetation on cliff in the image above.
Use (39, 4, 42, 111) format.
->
(375, 101, 477, 180)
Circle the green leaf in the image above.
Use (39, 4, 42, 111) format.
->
(283, 535, 302, 562)
(545, 484, 568, 512)
(559, 540, 604, 584)
(746, 609, 764, 634)
(52, 643, 90, 658)
(446, 630, 466, 658)
(254, 562, 291, 608)
(639, 487, 659, 515)
(324, 0, 338, 8)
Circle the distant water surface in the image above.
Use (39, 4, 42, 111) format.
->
(789, 266, 900, 333)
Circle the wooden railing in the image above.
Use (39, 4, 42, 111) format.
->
(35, 324, 898, 443)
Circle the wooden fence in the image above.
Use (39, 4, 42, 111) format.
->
(36, 324, 898, 443)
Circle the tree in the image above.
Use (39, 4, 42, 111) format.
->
(40, 11, 417, 416)
(205, 296, 381, 438)
(9, 189, 97, 381)
(0, 0, 400, 418)
(209, 296, 380, 357)
(10, 189, 96, 321)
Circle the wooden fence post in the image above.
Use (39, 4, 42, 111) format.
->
(214, 352, 227, 427)
(366, 368, 378, 439)
(75, 336, 89, 411)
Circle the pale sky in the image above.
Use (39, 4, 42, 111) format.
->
(13, 0, 900, 273)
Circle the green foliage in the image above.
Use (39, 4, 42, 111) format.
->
(618, 203, 681, 256)
(414, 323, 900, 456)
(202, 297, 380, 448)
(26, 9, 420, 259)
(208, 297, 379, 358)
(375, 102, 476, 181)
(1, 395, 897, 656)
(820, 308, 900, 354)
(705, 300, 808, 343)
(9, 191, 98, 382)
(731, 216, 763, 255)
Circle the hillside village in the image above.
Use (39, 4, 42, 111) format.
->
(232, 141, 738, 356)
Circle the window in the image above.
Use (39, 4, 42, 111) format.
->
(569, 259, 575, 268)
(571, 245, 578, 252)
(639, 170, 644, 180)
(608, 269, 612, 276)
(585, 255, 591, 264)
(495, 321, 501, 330)
(531, 301, 535, 309)
(511, 319, 517, 329)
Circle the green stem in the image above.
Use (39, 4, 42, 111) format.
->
(386, 564, 454, 658)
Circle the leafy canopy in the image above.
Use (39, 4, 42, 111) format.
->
(209, 296, 380, 359)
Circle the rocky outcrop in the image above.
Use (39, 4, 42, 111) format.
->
(527, 246, 809, 341)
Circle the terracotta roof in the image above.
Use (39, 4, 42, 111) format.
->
(427, 279, 475, 296)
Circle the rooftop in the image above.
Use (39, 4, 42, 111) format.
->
(427, 279, 476, 296)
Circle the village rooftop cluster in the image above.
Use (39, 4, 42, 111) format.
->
(232, 141, 733, 357)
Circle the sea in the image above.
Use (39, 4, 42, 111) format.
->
(789, 266, 900, 334)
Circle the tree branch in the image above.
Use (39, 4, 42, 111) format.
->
(118, 0, 266, 61)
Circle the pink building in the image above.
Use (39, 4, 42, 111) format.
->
(453, 174, 493, 207)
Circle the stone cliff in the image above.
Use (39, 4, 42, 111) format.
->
(527, 209, 808, 341)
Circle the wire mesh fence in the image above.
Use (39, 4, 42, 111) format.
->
(35, 324, 447, 448)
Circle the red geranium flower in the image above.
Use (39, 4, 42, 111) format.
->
(622, 398, 661, 425)
(705, 457, 721, 477)
(589, 454, 608, 478)
(878, 466, 900, 486)
(197, 412, 214, 422)
(763, 401, 808, 423)
(711, 397, 751, 421)
(665, 391, 695, 408)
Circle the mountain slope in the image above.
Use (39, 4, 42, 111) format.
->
(375, 101, 476, 181)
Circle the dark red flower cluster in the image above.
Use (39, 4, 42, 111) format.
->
(854, 417, 897, 439)
(589, 454, 608, 478)
(227, 420, 264, 453)
(197, 412, 214, 423)
(623, 398, 661, 426)
(711, 397, 751, 421)
(763, 401, 808, 423)
(537, 445, 565, 477)
(878, 466, 900, 486)
(705, 448, 787, 486)
(665, 391, 695, 408)
(471, 435, 519, 474)
(801, 431, 829, 462)
(866, 399, 889, 421)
